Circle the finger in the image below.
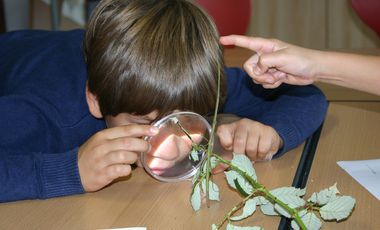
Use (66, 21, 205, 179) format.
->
(244, 55, 273, 82)
(244, 56, 282, 85)
(251, 73, 278, 85)
(272, 70, 287, 80)
(243, 54, 260, 76)
(217, 125, 234, 151)
(245, 131, 260, 161)
(254, 52, 286, 77)
(101, 125, 159, 140)
(232, 124, 248, 155)
(217, 124, 235, 151)
(105, 150, 138, 166)
(101, 137, 151, 153)
(264, 152, 276, 161)
(211, 163, 229, 174)
(220, 35, 279, 53)
(262, 80, 284, 89)
(257, 135, 273, 160)
(105, 164, 132, 181)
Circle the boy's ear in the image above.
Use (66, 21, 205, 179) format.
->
(85, 83, 103, 118)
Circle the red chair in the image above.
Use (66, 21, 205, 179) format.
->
(351, 0, 380, 37)
(194, 0, 251, 36)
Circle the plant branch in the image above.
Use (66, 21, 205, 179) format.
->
(205, 66, 222, 207)
(211, 153, 307, 230)
(216, 191, 258, 229)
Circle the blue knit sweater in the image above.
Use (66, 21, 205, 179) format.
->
(0, 30, 328, 202)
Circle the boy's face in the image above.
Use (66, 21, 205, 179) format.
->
(105, 110, 159, 128)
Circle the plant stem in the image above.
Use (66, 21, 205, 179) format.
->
(216, 192, 257, 229)
(175, 120, 194, 143)
(212, 154, 262, 189)
(205, 65, 222, 207)
(212, 153, 307, 230)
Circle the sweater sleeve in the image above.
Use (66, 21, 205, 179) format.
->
(0, 148, 84, 202)
(221, 67, 328, 157)
(0, 96, 84, 202)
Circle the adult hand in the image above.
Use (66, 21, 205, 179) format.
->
(216, 118, 283, 162)
(78, 125, 158, 192)
(220, 35, 320, 88)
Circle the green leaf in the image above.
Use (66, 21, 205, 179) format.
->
(274, 204, 291, 218)
(234, 179, 250, 197)
(271, 186, 306, 197)
(260, 202, 279, 216)
(302, 212, 322, 230)
(191, 183, 202, 211)
(210, 156, 219, 169)
(226, 223, 263, 230)
(270, 187, 306, 208)
(202, 179, 220, 201)
(320, 196, 356, 221)
(231, 153, 257, 180)
(225, 171, 253, 194)
(191, 167, 201, 184)
(189, 148, 200, 162)
(211, 224, 218, 230)
(291, 212, 322, 230)
(291, 219, 300, 230)
(202, 156, 219, 172)
(252, 196, 269, 205)
(290, 210, 308, 230)
(230, 198, 257, 221)
(308, 183, 339, 205)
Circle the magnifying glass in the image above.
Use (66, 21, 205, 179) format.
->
(141, 111, 211, 182)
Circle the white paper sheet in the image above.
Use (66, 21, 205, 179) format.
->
(337, 158, 380, 201)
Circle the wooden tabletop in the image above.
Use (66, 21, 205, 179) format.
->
(305, 102, 380, 229)
(0, 143, 305, 230)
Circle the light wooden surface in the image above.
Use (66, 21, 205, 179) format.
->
(0, 144, 304, 230)
(306, 102, 380, 229)
(224, 47, 380, 102)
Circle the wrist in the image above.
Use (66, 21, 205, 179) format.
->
(310, 50, 329, 83)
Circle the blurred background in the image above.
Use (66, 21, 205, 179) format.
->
(0, 0, 379, 101)
(1, 0, 379, 51)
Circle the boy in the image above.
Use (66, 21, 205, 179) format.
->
(0, 0, 327, 202)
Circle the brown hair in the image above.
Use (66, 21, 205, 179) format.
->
(83, 0, 226, 118)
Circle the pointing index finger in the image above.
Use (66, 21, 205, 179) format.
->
(220, 35, 277, 54)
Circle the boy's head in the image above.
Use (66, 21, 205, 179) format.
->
(84, 0, 226, 122)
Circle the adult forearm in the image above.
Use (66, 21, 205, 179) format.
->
(315, 52, 380, 95)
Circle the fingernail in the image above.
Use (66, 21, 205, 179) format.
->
(265, 153, 274, 161)
(253, 66, 261, 75)
(265, 77, 274, 84)
(150, 126, 159, 135)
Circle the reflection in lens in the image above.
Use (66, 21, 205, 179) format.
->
(142, 112, 211, 182)
(146, 133, 203, 175)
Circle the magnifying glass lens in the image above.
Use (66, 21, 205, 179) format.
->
(141, 112, 211, 182)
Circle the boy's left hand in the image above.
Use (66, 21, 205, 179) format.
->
(216, 118, 283, 162)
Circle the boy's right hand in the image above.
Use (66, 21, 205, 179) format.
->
(78, 125, 158, 192)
